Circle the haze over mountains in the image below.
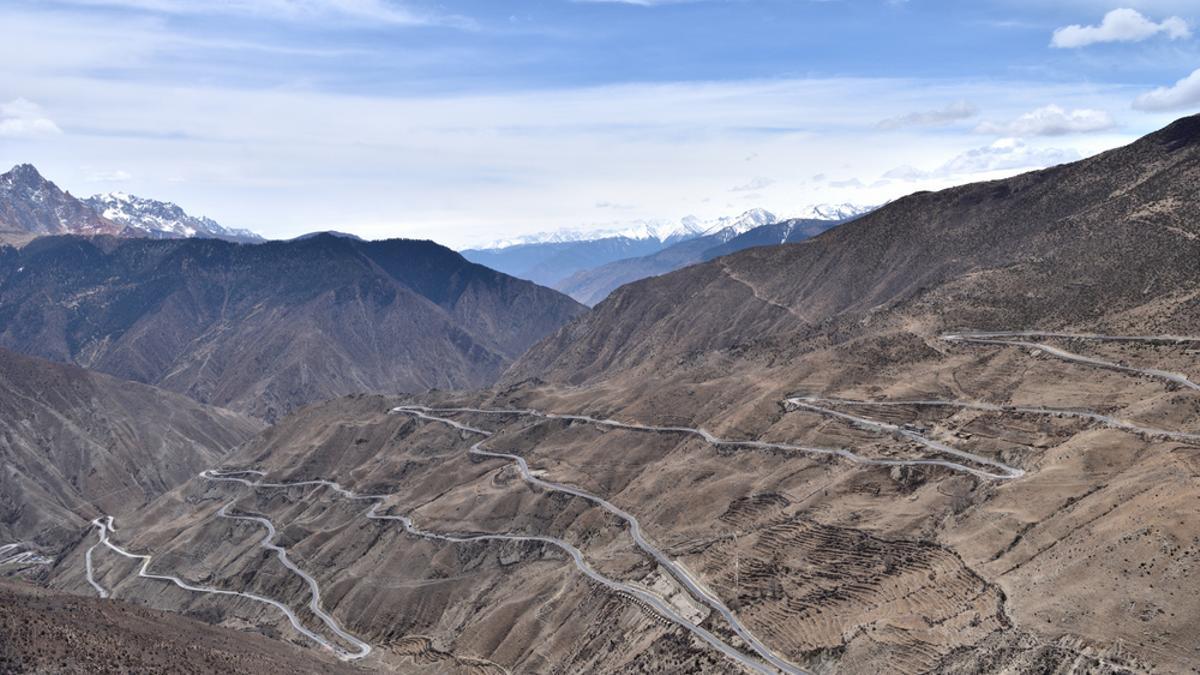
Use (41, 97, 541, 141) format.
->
(464, 206, 872, 304)
(555, 215, 850, 306)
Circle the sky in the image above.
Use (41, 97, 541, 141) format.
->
(2, 0, 1200, 248)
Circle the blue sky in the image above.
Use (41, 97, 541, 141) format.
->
(3, 0, 1200, 247)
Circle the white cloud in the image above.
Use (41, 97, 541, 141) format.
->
(1051, 8, 1190, 48)
(975, 105, 1115, 136)
(0, 98, 63, 138)
(730, 176, 775, 192)
(876, 101, 979, 130)
(0, 1, 1144, 248)
(885, 138, 1080, 181)
(1133, 67, 1200, 111)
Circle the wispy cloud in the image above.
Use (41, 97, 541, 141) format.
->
(0, 98, 63, 138)
(1051, 8, 1190, 48)
(84, 168, 133, 182)
(876, 101, 979, 130)
(975, 105, 1115, 136)
(885, 138, 1080, 181)
(54, 0, 473, 27)
(730, 176, 775, 192)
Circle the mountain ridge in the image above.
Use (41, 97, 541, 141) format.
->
(0, 164, 264, 244)
(84, 191, 263, 243)
(0, 233, 586, 421)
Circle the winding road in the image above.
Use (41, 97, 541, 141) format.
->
(84, 513, 370, 661)
(943, 332, 1200, 392)
(392, 404, 1026, 479)
(203, 468, 792, 675)
(792, 396, 1200, 445)
(0, 543, 51, 567)
(217, 503, 372, 660)
(74, 329, 1200, 672)
(391, 406, 806, 675)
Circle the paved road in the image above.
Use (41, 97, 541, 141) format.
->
(0, 543, 51, 567)
(785, 398, 1026, 479)
(217, 504, 372, 660)
(392, 406, 806, 675)
(205, 469, 788, 675)
(943, 331, 1200, 345)
(85, 514, 368, 661)
(796, 396, 1200, 444)
(392, 404, 1021, 480)
(943, 332, 1200, 391)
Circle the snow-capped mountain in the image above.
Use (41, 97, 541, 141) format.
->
(790, 203, 876, 221)
(462, 208, 780, 289)
(479, 208, 777, 250)
(0, 164, 123, 238)
(481, 220, 704, 250)
(84, 192, 263, 243)
(699, 208, 778, 242)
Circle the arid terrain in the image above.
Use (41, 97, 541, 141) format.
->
(4, 116, 1197, 673)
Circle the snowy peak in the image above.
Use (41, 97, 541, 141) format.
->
(84, 192, 263, 243)
(697, 208, 778, 241)
(1, 164, 264, 243)
(480, 221, 688, 250)
(790, 203, 875, 221)
(0, 164, 122, 236)
(475, 208, 778, 251)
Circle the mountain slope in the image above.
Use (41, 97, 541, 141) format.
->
(0, 347, 261, 547)
(510, 115, 1200, 384)
(481, 114, 1200, 673)
(699, 217, 846, 261)
(0, 234, 586, 421)
(84, 192, 263, 243)
(0, 581, 354, 674)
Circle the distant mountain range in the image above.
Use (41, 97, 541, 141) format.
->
(462, 208, 782, 288)
(0, 164, 263, 245)
(500, 208, 780, 252)
(555, 215, 850, 306)
(84, 191, 262, 243)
